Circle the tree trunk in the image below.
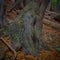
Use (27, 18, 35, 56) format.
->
(0, 0, 50, 57)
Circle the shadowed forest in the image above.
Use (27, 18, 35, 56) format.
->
(0, 0, 60, 60)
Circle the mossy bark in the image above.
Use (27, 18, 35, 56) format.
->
(0, 0, 50, 58)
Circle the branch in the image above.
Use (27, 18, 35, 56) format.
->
(0, 37, 16, 60)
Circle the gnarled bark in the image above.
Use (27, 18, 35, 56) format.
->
(0, 0, 50, 57)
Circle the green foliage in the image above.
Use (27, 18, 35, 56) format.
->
(52, 0, 58, 11)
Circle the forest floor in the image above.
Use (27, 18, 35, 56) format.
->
(0, 0, 60, 60)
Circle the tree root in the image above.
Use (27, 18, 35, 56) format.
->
(43, 18, 60, 32)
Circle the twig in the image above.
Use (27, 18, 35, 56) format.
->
(0, 37, 16, 60)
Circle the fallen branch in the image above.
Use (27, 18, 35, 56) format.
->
(0, 37, 16, 60)
(43, 18, 60, 32)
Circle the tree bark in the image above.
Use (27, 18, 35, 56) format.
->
(0, 0, 50, 57)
